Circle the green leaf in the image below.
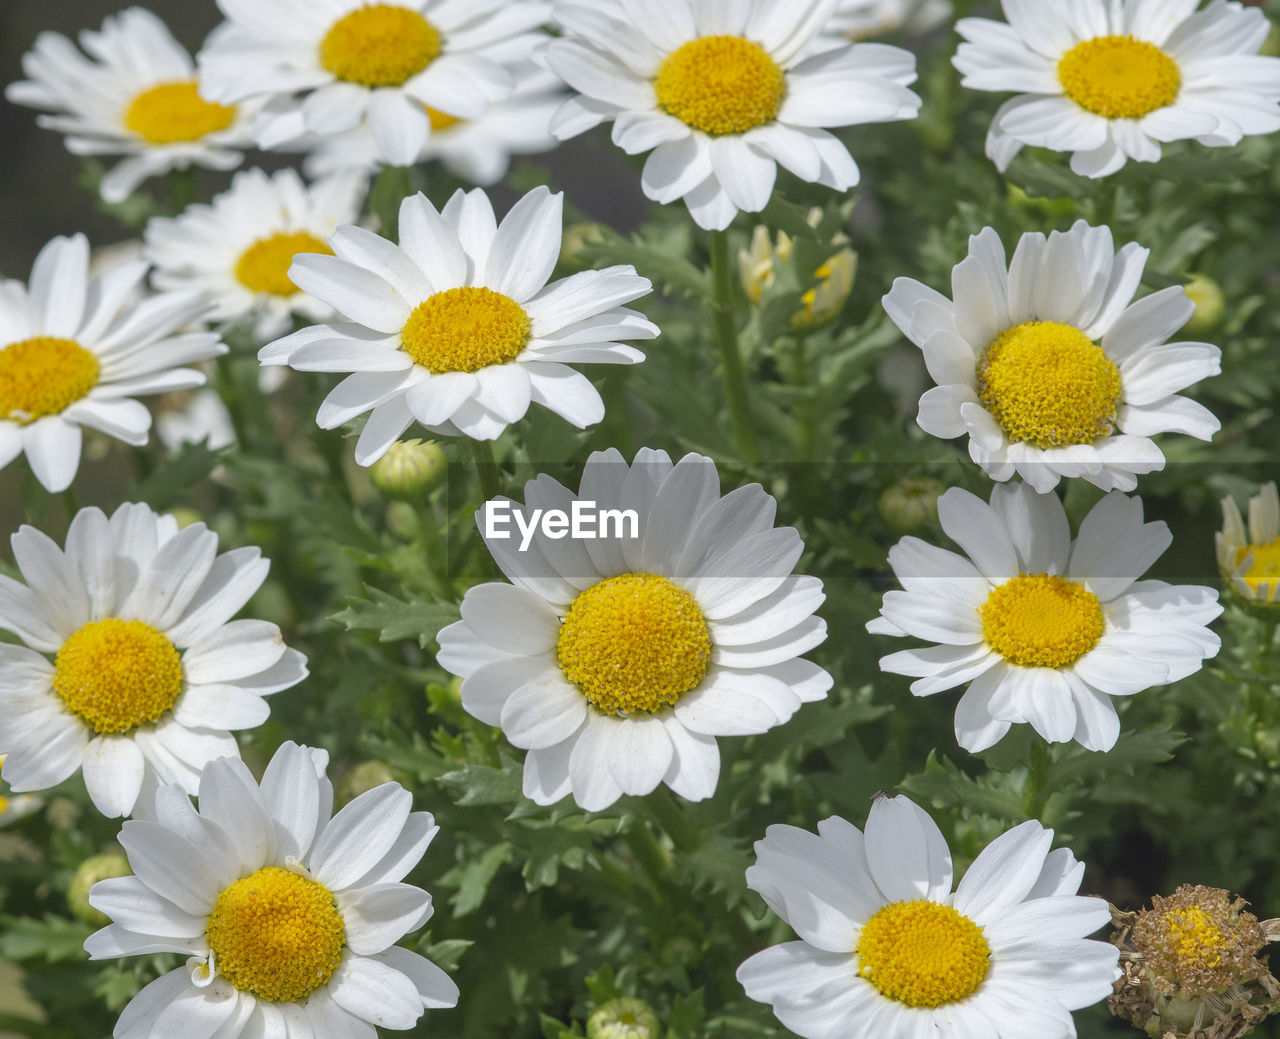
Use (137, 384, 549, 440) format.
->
(897, 752, 1028, 823)
(1048, 727, 1186, 788)
(581, 228, 710, 303)
(666, 989, 706, 1039)
(444, 841, 514, 917)
(131, 441, 226, 510)
(0, 916, 92, 964)
(330, 585, 459, 649)
(438, 755, 524, 808)
(758, 195, 819, 240)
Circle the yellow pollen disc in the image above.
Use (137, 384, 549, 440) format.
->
(235, 231, 333, 296)
(400, 286, 531, 374)
(320, 4, 442, 87)
(206, 866, 345, 1003)
(124, 81, 237, 144)
(425, 105, 463, 132)
(1161, 904, 1227, 970)
(856, 899, 990, 1008)
(0, 336, 101, 424)
(654, 35, 786, 136)
(1235, 540, 1280, 601)
(981, 573, 1105, 669)
(52, 619, 184, 735)
(557, 573, 711, 715)
(1058, 35, 1181, 120)
(977, 320, 1123, 448)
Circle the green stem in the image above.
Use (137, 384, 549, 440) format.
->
(1023, 737, 1051, 820)
(648, 786, 699, 854)
(708, 229, 760, 463)
(370, 165, 414, 239)
(623, 817, 672, 889)
(467, 440, 502, 501)
(167, 166, 197, 214)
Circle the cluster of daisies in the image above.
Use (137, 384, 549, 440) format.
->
(1, 0, 1278, 1037)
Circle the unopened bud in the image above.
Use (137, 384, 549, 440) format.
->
(878, 476, 946, 533)
(69, 851, 131, 926)
(370, 439, 446, 499)
(587, 998, 661, 1039)
(1182, 274, 1224, 336)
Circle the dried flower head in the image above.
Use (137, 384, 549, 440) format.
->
(1109, 886, 1280, 1039)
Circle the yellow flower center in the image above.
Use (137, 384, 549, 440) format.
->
(977, 320, 1123, 448)
(425, 105, 463, 132)
(124, 81, 237, 144)
(0, 795, 8, 814)
(205, 866, 345, 1003)
(1058, 35, 1181, 120)
(0, 336, 101, 424)
(556, 573, 712, 715)
(235, 231, 334, 296)
(1161, 904, 1227, 970)
(400, 286, 531, 374)
(52, 619, 184, 735)
(856, 899, 990, 1008)
(320, 4, 442, 87)
(1234, 540, 1280, 602)
(980, 573, 1106, 669)
(654, 35, 786, 136)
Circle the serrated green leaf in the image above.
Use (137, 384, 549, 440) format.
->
(438, 755, 524, 807)
(1048, 727, 1186, 788)
(667, 989, 705, 1039)
(444, 841, 514, 917)
(897, 752, 1028, 823)
(330, 585, 459, 649)
(0, 916, 92, 964)
(131, 441, 226, 510)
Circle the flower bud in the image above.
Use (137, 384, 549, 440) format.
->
(560, 222, 606, 271)
(586, 998, 661, 1039)
(1182, 274, 1224, 336)
(878, 476, 946, 533)
(68, 851, 131, 926)
(370, 439, 446, 499)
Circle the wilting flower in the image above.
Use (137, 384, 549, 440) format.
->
(84, 742, 458, 1036)
(0, 503, 306, 817)
(0, 234, 225, 492)
(738, 795, 1120, 1037)
(954, 0, 1280, 177)
(867, 483, 1221, 752)
(883, 220, 1220, 492)
(547, 0, 920, 230)
(437, 448, 831, 811)
(1109, 884, 1280, 1038)
(6, 8, 253, 203)
(738, 212, 857, 328)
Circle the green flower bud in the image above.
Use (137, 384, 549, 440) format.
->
(370, 439, 446, 500)
(169, 508, 204, 530)
(68, 851, 131, 926)
(878, 477, 946, 533)
(340, 760, 401, 802)
(587, 998, 661, 1039)
(1182, 274, 1224, 337)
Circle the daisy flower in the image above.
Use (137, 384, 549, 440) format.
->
(436, 448, 832, 812)
(1217, 481, 1280, 605)
(0, 503, 307, 818)
(0, 233, 226, 493)
(737, 795, 1120, 1038)
(302, 66, 565, 186)
(826, 0, 952, 42)
(546, 0, 921, 231)
(84, 741, 458, 1036)
(197, 0, 552, 167)
(156, 390, 238, 453)
(883, 220, 1221, 493)
(143, 167, 368, 342)
(953, 0, 1280, 178)
(5, 8, 254, 204)
(866, 482, 1222, 753)
(258, 186, 658, 457)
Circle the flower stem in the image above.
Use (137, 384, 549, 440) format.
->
(1023, 737, 1051, 819)
(467, 440, 502, 501)
(708, 228, 760, 463)
(370, 164, 414, 240)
